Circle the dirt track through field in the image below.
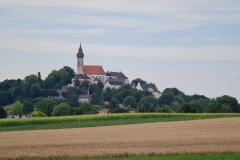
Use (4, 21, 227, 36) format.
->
(0, 118, 240, 158)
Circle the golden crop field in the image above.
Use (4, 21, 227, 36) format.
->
(0, 118, 240, 159)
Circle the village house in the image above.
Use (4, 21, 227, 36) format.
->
(104, 71, 129, 89)
(136, 82, 161, 99)
(78, 94, 91, 103)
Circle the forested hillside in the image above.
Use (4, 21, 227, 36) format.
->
(0, 66, 239, 118)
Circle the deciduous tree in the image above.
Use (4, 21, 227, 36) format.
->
(13, 101, 23, 118)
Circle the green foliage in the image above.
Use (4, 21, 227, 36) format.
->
(207, 95, 240, 113)
(52, 103, 71, 116)
(103, 89, 112, 101)
(163, 88, 185, 96)
(66, 91, 79, 107)
(97, 81, 104, 90)
(0, 107, 7, 118)
(78, 103, 95, 114)
(73, 79, 80, 88)
(23, 101, 34, 115)
(0, 90, 13, 106)
(0, 66, 239, 115)
(124, 96, 137, 108)
(40, 89, 59, 97)
(13, 100, 23, 117)
(35, 98, 56, 116)
(140, 96, 158, 112)
(111, 107, 129, 113)
(81, 80, 89, 89)
(155, 105, 171, 113)
(131, 78, 147, 87)
(30, 84, 40, 98)
(91, 92, 103, 105)
(179, 102, 201, 113)
(32, 111, 47, 117)
(159, 93, 175, 105)
(44, 66, 75, 89)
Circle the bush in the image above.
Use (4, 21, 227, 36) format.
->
(32, 111, 47, 117)
(52, 103, 71, 116)
(0, 107, 7, 118)
(110, 107, 129, 113)
(35, 98, 56, 116)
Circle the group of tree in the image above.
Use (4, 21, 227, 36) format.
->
(0, 66, 74, 105)
(0, 66, 240, 118)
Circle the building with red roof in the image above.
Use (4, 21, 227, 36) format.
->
(74, 43, 106, 83)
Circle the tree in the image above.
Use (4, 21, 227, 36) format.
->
(32, 111, 46, 117)
(131, 78, 147, 87)
(37, 72, 42, 82)
(44, 66, 75, 89)
(23, 101, 34, 116)
(79, 103, 94, 114)
(179, 102, 201, 113)
(30, 84, 40, 98)
(0, 90, 13, 106)
(163, 88, 185, 96)
(21, 74, 40, 97)
(207, 95, 240, 113)
(66, 92, 79, 107)
(97, 81, 104, 90)
(52, 103, 71, 116)
(110, 97, 120, 108)
(35, 98, 56, 116)
(159, 93, 175, 105)
(110, 107, 129, 113)
(13, 101, 23, 118)
(132, 90, 143, 102)
(124, 96, 137, 108)
(89, 84, 101, 94)
(0, 107, 7, 118)
(141, 96, 158, 112)
(73, 79, 80, 88)
(81, 80, 89, 89)
(23, 74, 39, 86)
(11, 85, 22, 100)
(103, 89, 112, 101)
(91, 91, 104, 105)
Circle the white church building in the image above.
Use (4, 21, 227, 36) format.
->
(73, 43, 129, 89)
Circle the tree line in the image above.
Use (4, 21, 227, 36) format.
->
(0, 66, 240, 118)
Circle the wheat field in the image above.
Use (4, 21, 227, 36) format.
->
(0, 118, 240, 158)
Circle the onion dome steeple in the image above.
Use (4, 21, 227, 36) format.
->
(77, 42, 84, 58)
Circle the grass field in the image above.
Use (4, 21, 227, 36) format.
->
(1, 113, 240, 132)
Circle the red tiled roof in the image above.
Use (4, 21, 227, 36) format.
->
(83, 65, 105, 75)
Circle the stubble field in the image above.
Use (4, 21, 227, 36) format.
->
(0, 117, 240, 159)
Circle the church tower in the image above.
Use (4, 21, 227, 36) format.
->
(76, 43, 84, 74)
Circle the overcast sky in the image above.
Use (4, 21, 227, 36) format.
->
(0, 0, 240, 101)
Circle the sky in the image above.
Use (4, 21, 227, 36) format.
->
(0, 0, 240, 101)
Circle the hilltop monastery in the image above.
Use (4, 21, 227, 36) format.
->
(68, 43, 161, 99)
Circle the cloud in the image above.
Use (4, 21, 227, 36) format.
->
(1, 0, 240, 34)
(0, 38, 239, 61)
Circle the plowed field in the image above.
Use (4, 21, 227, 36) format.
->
(0, 118, 240, 158)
